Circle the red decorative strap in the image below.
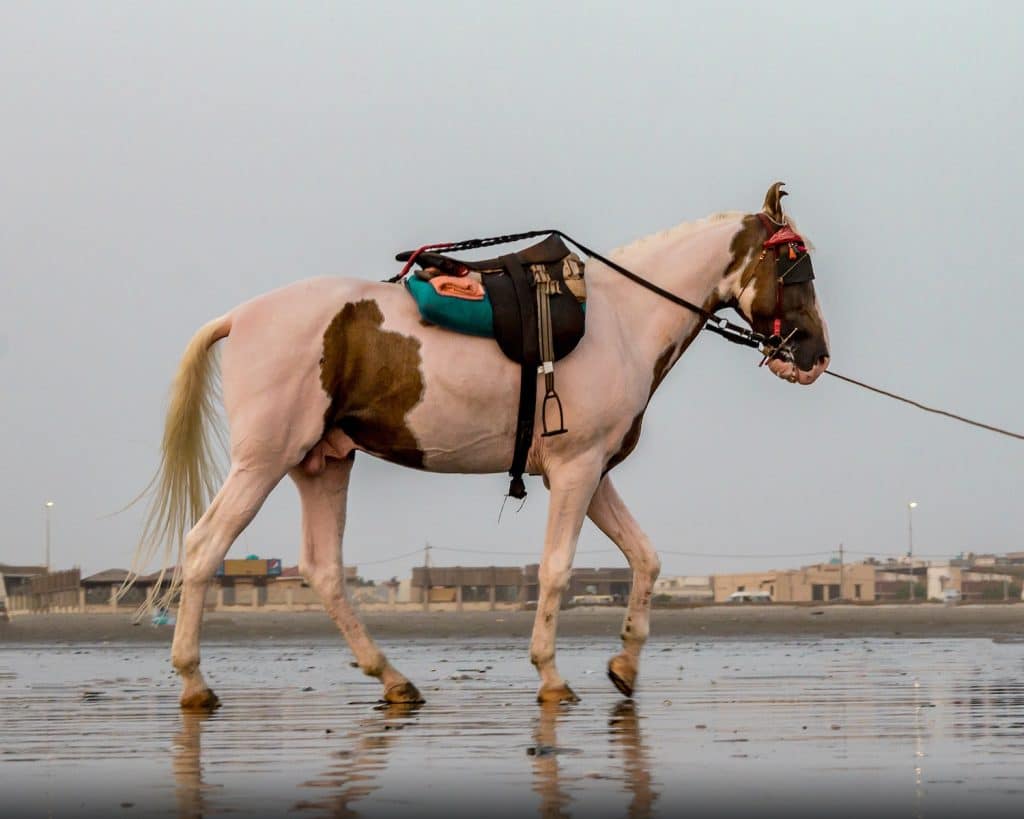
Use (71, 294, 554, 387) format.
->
(397, 241, 456, 279)
(763, 226, 804, 249)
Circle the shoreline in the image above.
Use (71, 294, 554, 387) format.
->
(2, 604, 1023, 644)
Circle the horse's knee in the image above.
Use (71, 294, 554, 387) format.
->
(645, 547, 661, 583)
(538, 565, 572, 593)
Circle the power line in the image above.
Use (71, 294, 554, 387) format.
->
(658, 548, 832, 559)
(357, 547, 430, 566)
(356, 544, 972, 571)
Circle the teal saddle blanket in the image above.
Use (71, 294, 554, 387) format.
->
(405, 275, 586, 340)
(405, 275, 501, 338)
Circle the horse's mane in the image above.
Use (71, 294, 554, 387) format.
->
(610, 211, 744, 259)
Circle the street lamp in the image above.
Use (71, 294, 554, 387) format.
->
(907, 501, 918, 601)
(44, 501, 55, 571)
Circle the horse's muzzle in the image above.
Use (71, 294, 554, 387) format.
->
(768, 354, 829, 385)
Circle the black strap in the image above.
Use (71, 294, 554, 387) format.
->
(501, 253, 538, 500)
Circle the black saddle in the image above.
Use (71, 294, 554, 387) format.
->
(396, 234, 586, 499)
(396, 234, 585, 364)
(397, 234, 573, 275)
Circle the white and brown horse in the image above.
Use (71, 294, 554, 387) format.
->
(136, 182, 829, 709)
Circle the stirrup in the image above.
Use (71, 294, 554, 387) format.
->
(541, 389, 567, 437)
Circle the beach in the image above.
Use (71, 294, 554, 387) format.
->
(3, 603, 1023, 644)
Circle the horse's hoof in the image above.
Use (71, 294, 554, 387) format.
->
(537, 683, 580, 704)
(383, 681, 425, 704)
(180, 687, 221, 711)
(607, 655, 636, 698)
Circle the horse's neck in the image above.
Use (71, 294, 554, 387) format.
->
(594, 216, 741, 365)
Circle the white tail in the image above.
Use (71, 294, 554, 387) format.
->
(123, 313, 232, 610)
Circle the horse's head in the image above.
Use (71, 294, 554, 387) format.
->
(721, 182, 830, 385)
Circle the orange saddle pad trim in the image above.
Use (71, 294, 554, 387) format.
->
(429, 275, 486, 301)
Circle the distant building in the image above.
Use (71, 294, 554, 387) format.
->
(411, 566, 525, 609)
(0, 564, 48, 602)
(653, 576, 713, 603)
(713, 563, 876, 603)
(927, 564, 1022, 601)
(408, 564, 633, 610)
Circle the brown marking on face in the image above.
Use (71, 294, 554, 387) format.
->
(319, 299, 426, 468)
(604, 302, 713, 473)
(726, 213, 829, 369)
(723, 215, 773, 314)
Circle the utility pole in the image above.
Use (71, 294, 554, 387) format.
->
(422, 543, 432, 612)
(838, 542, 844, 600)
(44, 501, 55, 572)
(907, 501, 918, 602)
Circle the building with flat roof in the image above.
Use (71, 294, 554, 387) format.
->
(652, 575, 713, 603)
(713, 562, 876, 603)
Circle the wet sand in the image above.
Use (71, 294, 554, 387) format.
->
(2, 634, 1024, 818)
(3, 603, 1023, 645)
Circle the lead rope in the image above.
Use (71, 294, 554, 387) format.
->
(823, 370, 1024, 441)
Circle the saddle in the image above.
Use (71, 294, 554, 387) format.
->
(396, 235, 586, 499)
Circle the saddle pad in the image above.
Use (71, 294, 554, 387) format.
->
(405, 275, 586, 342)
(405, 275, 495, 337)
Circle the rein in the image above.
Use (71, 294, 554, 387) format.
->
(389, 228, 771, 351)
(390, 228, 1024, 442)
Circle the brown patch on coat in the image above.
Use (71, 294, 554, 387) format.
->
(724, 214, 768, 283)
(723, 214, 779, 326)
(604, 301, 713, 473)
(319, 300, 426, 468)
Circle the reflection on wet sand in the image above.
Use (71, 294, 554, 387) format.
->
(5, 638, 1024, 817)
(609, 702, 656, 819)
(531, 700, 658, 819)
(531, 704, 572, 819)
(172, 711, 217, 819)
(293, 703, 422, 819)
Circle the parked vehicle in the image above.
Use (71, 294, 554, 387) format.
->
(568, 594, 616, 607)
(940, 589, 962, 605)
(727, 591, 772, 604)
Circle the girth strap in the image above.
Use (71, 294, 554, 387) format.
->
(501, 253, 539, 500)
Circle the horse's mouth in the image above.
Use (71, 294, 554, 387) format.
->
(767, 355, 829, 385)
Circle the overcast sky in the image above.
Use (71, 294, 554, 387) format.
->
(2, 1, 1022, 582)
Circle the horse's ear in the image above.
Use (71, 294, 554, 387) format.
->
(762, 181, 788, 222)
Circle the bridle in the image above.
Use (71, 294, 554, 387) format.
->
(726, 213, 817, 367)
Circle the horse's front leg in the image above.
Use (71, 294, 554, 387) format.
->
(586, 475, 661, 698)
(531, 461, 603, 704)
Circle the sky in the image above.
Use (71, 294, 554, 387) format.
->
(2, 1, 1023, 582)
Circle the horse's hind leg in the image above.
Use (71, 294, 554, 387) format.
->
(291, 454, 422, 704)
(171, 465, 281, 709)
(586, 476, 661, 698)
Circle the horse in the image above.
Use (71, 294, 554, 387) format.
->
(135, 182, 830, 710)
